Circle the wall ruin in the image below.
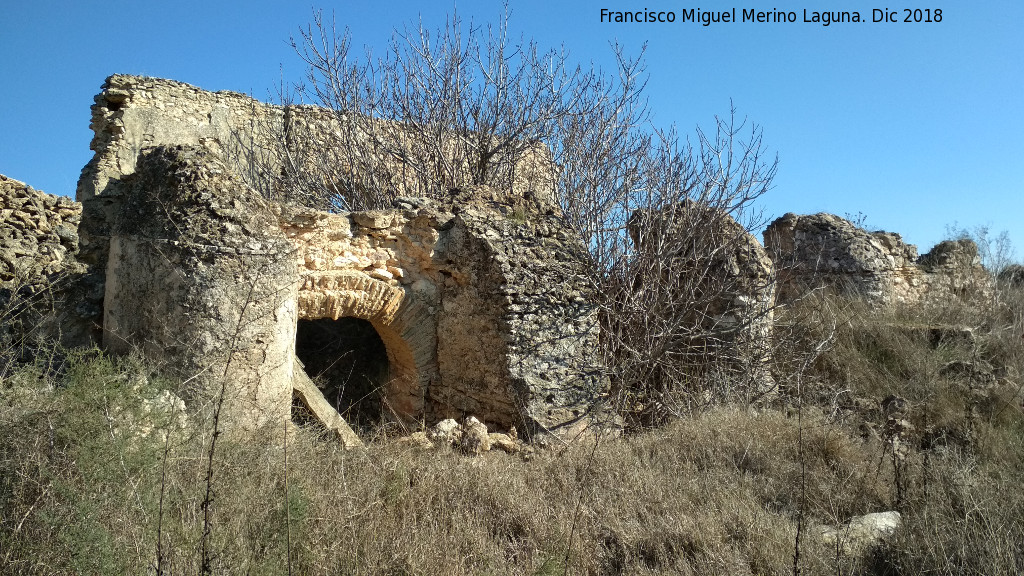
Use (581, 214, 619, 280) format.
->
(765, 212, 991, 305)
(92, 138, 607, 437)
(4, 73, 997, 443)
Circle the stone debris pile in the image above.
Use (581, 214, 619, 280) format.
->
(0, 175, 82, 289)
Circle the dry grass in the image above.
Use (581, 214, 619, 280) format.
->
(1, 284, 1022, 575)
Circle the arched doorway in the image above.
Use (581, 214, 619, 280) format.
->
(294, 317, 390, 428)
(293, 271, 439, 428)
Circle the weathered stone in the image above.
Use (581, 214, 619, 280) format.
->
(102, 145, 299, 430)
(394, 431, 434, 450)
(818, 511, 902, 556)
(488, 432, 521, 454)
(429, 418, 462, 445)
(67, 75, 607, 440)
(460, 416, 491, 456)
(83, 142, 608, 437)
(0, 174, 83, 289)
(765, 213, 991, 305)
(999, 264, 1024, 287)
(77, 74, 559, 215)
(0, 174, 88, 350)
(627, 202, 776, 396)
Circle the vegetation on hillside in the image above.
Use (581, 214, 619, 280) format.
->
(2, 272, 1022, 574)
(2, 7, 1022, 575)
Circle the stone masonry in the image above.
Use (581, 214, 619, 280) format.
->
(0, 175, 82, 290)
(0, 175, 86, 350)
(99, 144, 607, 436)
(765, 212, 991, 304)
(628, 203, 776, 395)
(7, 73, 996, 442)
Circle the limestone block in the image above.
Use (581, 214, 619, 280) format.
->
(818, 511, 902, 556)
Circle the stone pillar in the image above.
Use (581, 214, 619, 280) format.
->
(103, 145, 298, 429)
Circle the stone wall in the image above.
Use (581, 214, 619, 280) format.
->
(0, 175, 86, 350)
(628, 203, 776, 395)
(103, 146, 298, 429)
(765, 212, 990, 304)
(96, 143, 606, 437)
(1, 175, 82, 289)
(78, 74, 558, 211)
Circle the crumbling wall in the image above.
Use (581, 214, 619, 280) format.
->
(0, 175, 86, 350)
(764, 212, 990, 304)
(78, 74, 558, 210)
(628, 203, 776, 395)
(96, 142, 606, 435)
(103, 146, 298, 428)
(436, 194, 609, 434)
(1, 175, 82, 289)
(280, 190, 608, 435)
(75, 74, 560, 344)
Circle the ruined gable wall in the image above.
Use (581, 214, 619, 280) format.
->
(78, 74, 559, 212)
(78, 74, 281, 202)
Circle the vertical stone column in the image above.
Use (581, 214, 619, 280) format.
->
(103, 145, 298, 429)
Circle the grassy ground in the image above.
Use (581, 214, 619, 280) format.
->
(1, 286, 1022, 575)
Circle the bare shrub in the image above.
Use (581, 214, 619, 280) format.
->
(272, 8, 780, 426)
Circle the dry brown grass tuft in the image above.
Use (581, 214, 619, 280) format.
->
(2, 284, 1022, 575)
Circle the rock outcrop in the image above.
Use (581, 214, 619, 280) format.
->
(765, 212, 990, 304)
(818, 511, 902, 557)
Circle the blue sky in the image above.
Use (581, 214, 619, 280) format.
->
(2, 1, 1021, 257)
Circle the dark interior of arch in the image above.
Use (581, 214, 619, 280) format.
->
(294, 317, 390, 429)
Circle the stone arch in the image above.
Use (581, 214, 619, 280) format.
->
(295, 271, 437, 423)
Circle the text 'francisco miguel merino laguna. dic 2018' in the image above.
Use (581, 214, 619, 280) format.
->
(599, 8, 943, 26)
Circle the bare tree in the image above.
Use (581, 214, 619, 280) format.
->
(278, 5, 606, 211)
(277, 7, 779, 425)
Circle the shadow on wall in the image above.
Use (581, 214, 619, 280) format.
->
(294, 317, 390, 429)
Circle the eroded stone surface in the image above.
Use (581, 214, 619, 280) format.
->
(765, 212, 991, 304)
(0, 174, 82, 289)
(627, 203, 776, 395)
(91, 144, 607, 438)
(78, 74, 558, 214)
(102, 145, 298, 430)
(0, 174, 87, 349)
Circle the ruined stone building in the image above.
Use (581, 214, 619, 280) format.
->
(70, 75, 606, 440)
(765, 212, 990, 305)
(1, 74, 995, 443)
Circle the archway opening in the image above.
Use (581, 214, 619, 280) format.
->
(294, 317, 390, 429)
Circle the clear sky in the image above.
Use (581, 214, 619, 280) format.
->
(2, 1, 1021, 257)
